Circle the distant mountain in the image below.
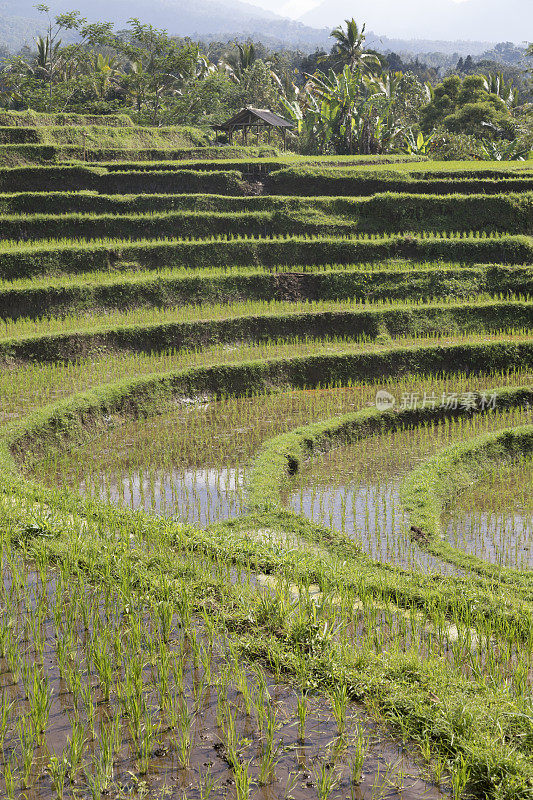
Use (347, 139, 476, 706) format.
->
(0, 0, 525, 55)
(0, 9, 44, 52)
(363, 34, 494, 58)
(0, 0, 331, 52)
(299, 0, 532, 45)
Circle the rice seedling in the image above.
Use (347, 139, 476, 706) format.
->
(137, 707, 160, 775)
(173, 696, 194, 769)
(288, 405, 532, 571)
(329, 682, 349, 737)
(451, 755, 471, 800)
(234, 758, 253, 799)
(17, 714, 36, 789)
(312, 761, 341, 799)
(3, 756, 17, 800)
(67, 717, 87, 781)
(349, 725, 369, 787)
(258, 735, 281, 785)
(196, 765, 217, 799)
(47, 752, 70, 800)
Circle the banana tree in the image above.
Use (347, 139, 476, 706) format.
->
(307, 66, 402, 154)
(279, 90, 333, 154)
(89, 53, 122, 99)
(482, 73, 519, 109)
(479, 137, 529, 160)
(402, 128, 436, 155)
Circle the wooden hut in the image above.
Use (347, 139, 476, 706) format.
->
(212, 106, 294, 149)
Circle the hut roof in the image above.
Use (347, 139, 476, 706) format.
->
(213, 106, 294, 130)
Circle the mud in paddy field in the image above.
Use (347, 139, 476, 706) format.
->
(0, 558, 447, 800)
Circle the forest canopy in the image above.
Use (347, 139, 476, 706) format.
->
(0, 8, 531, 159)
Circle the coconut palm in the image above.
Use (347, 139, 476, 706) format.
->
(329, 19, 380, 73)
(223, 42, 257, 84)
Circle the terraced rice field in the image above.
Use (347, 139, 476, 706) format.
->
(0, 120, 531, 800)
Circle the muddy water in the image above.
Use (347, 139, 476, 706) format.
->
(283, 409, 533, 574)
(0, 561, 446, 800)
(442, 458, 533, 570)
(443, 512, 532, 570)
(287, 478, 454, 574)
(80, 466, 245, 526)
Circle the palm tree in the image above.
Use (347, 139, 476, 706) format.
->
(223, 42, 257, 84)
(330, 19, 380, 73)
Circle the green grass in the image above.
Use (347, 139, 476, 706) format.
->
(0, 192, 530, 240)
(0, 124, 210, 147)
(267, 161, 533, 195)
(0, 232, 530, 281)
(0, 189, 529, 217)
(0, 262, 530, 321)
(0, 297, 529, 364)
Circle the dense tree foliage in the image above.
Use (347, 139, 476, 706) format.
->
(420, 74, 517, 138)
(0, 9, 530, 159)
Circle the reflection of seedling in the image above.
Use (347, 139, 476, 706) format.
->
(284, 771, 299, 800)
(199, 642, 212, 685)
(370, 761, 396, 800)
(192, 667, 207, 711)
(297, 693, 307, 742)
(349, 725, 369, 786)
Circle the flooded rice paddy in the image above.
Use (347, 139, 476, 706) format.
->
(286, 409, 532, 572)
(26, 380, 532, 572)
(442, 455, 533, 570)
(0, 555, 448, 800)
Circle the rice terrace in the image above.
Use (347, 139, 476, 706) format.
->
(0, 98, 532, 800)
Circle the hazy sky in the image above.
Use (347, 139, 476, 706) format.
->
(247, 0, 531, 43)
(252, 0, 485, 19)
